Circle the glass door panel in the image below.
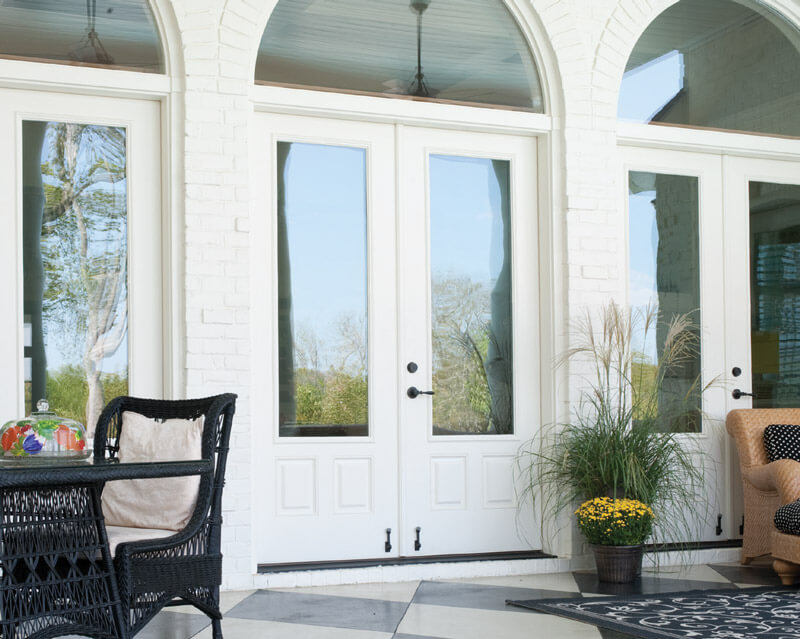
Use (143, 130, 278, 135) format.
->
(23, 120, 129, 429)
(628, 171, 701, 432)
(429, 155, 512, 435)
(749, 181, 800, 407)
(277, 142, 368, 437)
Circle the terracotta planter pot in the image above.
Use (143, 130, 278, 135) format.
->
(590, 543, 643, 583)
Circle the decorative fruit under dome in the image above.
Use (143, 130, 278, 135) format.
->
(0, 400, 89, 460)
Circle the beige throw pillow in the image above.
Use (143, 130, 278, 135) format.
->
(101, 412, 204, 531)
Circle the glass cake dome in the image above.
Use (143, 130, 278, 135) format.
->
(0, 400, 89, 461)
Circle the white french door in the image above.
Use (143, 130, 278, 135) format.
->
(397, 126, 539, 556)
(253, 114, 541, 564)
(0, 89, 163, 425)
(622, 146, 800, 542)
(722, 156, 800, 534)
(622, 146, 727, 542)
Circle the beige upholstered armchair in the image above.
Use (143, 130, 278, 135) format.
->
(725, 408, 800, 564)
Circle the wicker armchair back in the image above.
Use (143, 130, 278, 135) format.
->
(94, 394, 237, 639)
(726, 408, 800, 564)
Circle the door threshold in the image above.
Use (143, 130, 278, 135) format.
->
(258, 550, 554, 574)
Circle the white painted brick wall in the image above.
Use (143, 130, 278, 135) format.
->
(146, 0, 800, 587)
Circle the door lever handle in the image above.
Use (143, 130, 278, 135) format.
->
(407, 387, 434, 399)
(732, 389, 754, 400)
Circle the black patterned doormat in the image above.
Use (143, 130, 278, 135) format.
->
(507, 587, 800, 638)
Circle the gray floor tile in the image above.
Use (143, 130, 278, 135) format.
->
(413, 580, 580, 612)
(136, 610, 211, 639)
(709, 561, 783, 586)
(225, 589, 409, 633)
(571, 570, 741, 597)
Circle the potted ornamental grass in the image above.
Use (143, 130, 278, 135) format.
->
(518, 302, 713, 581)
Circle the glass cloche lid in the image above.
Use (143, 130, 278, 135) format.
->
(0, 400, 89, 460)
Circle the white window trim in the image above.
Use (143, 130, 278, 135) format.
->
(0, 59, 175, 99)
(251, 84, 552, 135)
(618, 121, 800, 161)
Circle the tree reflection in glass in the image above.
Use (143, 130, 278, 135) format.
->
(430, 155, 513, 435)
(23, 121, 129, 430)
(277, 142, 368, 437)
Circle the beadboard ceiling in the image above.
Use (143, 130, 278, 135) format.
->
(256, 0, 543, 110)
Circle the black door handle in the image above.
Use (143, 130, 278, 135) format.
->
(407, 387, 434, 399)
(732, 389, 754, 400)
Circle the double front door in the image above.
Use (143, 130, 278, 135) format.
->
(253, 115, 540, 563)
(623, 146, 800, 541)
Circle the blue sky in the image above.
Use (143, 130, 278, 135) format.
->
(618, 50, 684, 122)
(282, 144, 504, 370)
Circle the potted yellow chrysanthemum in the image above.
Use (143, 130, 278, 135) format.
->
(575, 497, 655, 583)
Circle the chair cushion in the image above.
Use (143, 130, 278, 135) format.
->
(101, 412, 204, 531)
(775, 500, 800, 535)
(764, 424, 800, 462)
(106, 525, 175, 556)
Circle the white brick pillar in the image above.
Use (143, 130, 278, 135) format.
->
(170, 0, 255, 589)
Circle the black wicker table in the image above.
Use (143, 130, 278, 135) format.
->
(0, 456, 212, 639)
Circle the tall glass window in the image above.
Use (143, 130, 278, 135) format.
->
(750, 182, 800, 407)
(619, 0, 800, 137)
(257, 0, 543, 111)
(430, 156, 512, 435)
(277, 142, 368, 437)
(629, 171, 701, 432)
(23, 120, 129, 429)
(0, 0, 164, 73)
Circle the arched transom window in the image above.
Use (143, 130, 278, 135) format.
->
(619, 0, 800, 137)
(256, 0, 544, 111)
(0, 0, 164, 73)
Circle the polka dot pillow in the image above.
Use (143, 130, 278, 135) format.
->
(763, 424, 800, 463)
(775, 500, 800, 535)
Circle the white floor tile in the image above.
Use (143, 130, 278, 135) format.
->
(396, 603, 602, 639)
(193, 617, 393, 639)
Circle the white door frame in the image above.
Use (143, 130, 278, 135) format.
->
(252, 113, 544, 564)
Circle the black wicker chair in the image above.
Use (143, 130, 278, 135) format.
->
(94, 394, 237, 639)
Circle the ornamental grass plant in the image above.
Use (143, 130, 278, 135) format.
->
(575, 497, 654, 546)
(518, 302, 713, 549)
